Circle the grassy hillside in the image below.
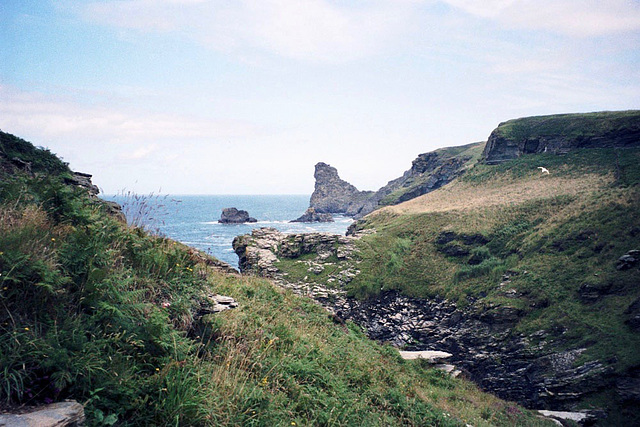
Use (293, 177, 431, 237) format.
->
(490, 110, 640, 142)
(343, 147, 640, 422)
(0, 132, 554, 425)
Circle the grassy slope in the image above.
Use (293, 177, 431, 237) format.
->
(0, 132, 553, 425)
(346, 147, 640, 418)
(491, 110, 640, 141)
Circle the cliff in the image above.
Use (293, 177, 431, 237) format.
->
(309, 141, 484, 218)
(238, 134, 640, 425)
(482, 110, 640, 164)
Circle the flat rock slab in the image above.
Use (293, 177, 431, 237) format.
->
(537, 409, 589, 423)
(399, 350, 452, 362)
(0, 401, 85, 426)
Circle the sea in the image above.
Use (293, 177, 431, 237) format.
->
(102, 194, 353, 269)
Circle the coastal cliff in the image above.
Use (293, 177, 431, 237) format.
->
(309, 141, 484, 218)
(482, 110, 640, 164)
(237, 111, 640, 425)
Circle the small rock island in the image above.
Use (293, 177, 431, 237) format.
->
(218, 207, 257, 224)
(291, 207, 334, 223)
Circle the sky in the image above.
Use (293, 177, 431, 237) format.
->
(1, 0, 639, 195)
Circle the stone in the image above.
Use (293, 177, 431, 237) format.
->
(202, 294, 238, 314)
(399, 350, 452, 362)
(218, 207, 257, 224)
(0, 400, 85, 426)
(616, 250, 640, 270)
(536, 410, 591, 424)
(624, 297, 640, 330)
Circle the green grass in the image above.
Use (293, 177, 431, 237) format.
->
(0, 131, 556, 425)
(309, 148, 640, 423)
(492, 110, 640, 142)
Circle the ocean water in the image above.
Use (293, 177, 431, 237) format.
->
(102, 195, 353, 269)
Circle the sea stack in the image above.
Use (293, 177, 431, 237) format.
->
(218, 207, 257, 224)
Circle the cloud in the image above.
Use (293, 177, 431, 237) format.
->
(119, 144, 158, 161)
(0, 85, 264, 143)
(441, 0, 640, 37)
(70, 0, 416, 62)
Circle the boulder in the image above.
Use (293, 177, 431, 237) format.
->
(291, 207, 334, 223)
(0, 400, 85, 426)
(218, 208, 257, 224)
(616, 250, 640, 270)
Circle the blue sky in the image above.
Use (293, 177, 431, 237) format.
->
(2, 0, 639, 194)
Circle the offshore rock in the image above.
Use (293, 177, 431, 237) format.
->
(291, 207, 334, 223)
(218, 207, 257, 224)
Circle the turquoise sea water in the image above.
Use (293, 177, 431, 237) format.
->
(103, 195, 353, 269)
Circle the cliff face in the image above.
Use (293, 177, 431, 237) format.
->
(309, 162, 372, 214)
(309, 142, 483, 218)
(483, 110, 640, 164)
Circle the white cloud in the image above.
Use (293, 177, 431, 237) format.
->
(441, 0, 640, 37)
(71, 0, 416, 62)
(0, 85, 264, 143)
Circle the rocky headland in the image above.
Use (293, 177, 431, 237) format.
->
(308, 141, 483, 219)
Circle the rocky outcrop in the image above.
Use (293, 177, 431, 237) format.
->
(218, 208, 257, 224)
(233, 230, 622, 417)
(0, 400, 85, 426)
(309, 163, 372, 215)
(483, 111, 640, 164)
(309, 142, 482, 219)
(291, 207, 334, 223)
(64, 172, 99, 197)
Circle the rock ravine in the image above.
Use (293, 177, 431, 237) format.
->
(233, 228, 624, 421)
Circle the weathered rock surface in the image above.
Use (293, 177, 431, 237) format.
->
(218, 207, 257, 224)
(399, 350, 452, 362)
(308, 142, 482, 219)
(291, 207, 334, 223)
(617, 249, 640, 271)
(0, 400, 85, 426)
(309, 163, 373, 215)
(482, 111, 640, 164)
(64, 172, 99, 197)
